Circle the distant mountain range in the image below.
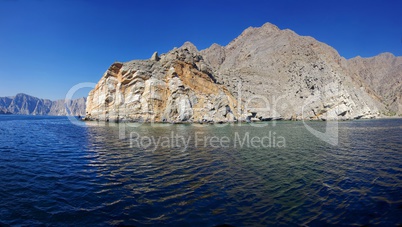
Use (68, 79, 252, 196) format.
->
(0, 93, 86, 116)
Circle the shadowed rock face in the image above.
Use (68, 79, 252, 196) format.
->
(86, 22, 401, 122)
(0, 93, 86, 116)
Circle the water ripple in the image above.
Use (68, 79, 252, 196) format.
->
(0, 116, 401, 226)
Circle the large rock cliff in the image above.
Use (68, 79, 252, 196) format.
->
(86, 43, 239, 123)
(86, 22, 401, 122)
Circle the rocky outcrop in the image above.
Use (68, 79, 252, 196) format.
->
(85, 43, 239, 123)
(86, 22, 401, 122)
(0, 93, 86, 116)
(150, 51, 160, 61)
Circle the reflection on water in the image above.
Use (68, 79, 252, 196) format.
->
(0, 116, 401, 226)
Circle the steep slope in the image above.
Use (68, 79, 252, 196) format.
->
(348, 53, 402, 116)
(201, 22, 382, 120)
(0, 93, 86, 116)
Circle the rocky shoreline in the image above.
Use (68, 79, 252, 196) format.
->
(82, 113, 391, 124)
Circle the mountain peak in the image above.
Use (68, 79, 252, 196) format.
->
(260, 22, 280, 31)
(179, 41, 198, 53)
(242, 22, 280, 35)
(15, 93, 30, 97)
(350, 52, 399, 61)
(377, 52, 395, 59)
(209, 43, 223, 49)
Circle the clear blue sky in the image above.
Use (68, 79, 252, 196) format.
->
(1, 0, 401, 100)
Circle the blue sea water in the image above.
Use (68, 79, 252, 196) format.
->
(0, 115, 401, 226)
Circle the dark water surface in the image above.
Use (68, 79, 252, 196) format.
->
(0, 115, 401, 226)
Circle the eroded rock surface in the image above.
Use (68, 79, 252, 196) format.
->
(86, 43, 239, 123)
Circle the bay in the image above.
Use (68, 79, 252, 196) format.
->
(0, 115, 401, 226)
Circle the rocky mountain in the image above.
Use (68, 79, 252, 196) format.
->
(348, 53, 402, 116)
(0, 93, 86, 116)
(85, 22, 401, 123)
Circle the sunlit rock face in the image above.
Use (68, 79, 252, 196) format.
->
(86, 23, 401, 122)
(85, 43, 239, 123)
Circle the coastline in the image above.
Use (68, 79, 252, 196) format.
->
(81, 115, 402, 124)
